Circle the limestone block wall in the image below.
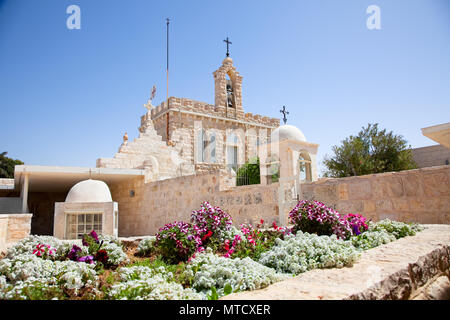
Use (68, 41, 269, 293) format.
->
(300, 165, 450, 224)
(150, 97, 279, 128)
(153, 111, 273, 173)
(149, 97, 279, 173)
(0, 214, 33, 250)
(412, 145, 450, 168)
(109, 172, 280, 237)
(0, 216, 7, 252)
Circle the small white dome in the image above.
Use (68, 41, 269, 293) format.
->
(271, 125, 307, 143)
(65, 179, 112, 203)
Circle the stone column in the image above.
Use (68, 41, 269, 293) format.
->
(21, 173, 29, 213)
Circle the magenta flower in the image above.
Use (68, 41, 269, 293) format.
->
(77, 255, 95, 264)
(68, 245, 82, 261)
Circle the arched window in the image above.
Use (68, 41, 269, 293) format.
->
(197, 129, 216, 164)
(226, 74, 235, 108)
(227, 133, 239, 171)
(196, 129, 206, 163)
(298, 152, 312, 182)
(209, 132, 216, 163)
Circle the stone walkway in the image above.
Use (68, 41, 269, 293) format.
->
(222, 224, 450, 300)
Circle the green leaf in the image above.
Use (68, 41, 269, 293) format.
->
(207, 286, 219, 300)
(223, 283, 233, 295)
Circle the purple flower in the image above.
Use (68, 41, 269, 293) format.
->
(68, 245, 82, 261)
(77, 255, 95, 264)
(90, 230, 99, 242)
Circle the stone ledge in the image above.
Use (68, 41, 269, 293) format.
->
(221, 224, 450, 300)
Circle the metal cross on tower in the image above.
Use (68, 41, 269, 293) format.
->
(280, 106, 289, 125)
(223, 37, 232, 57)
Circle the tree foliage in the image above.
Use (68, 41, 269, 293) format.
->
(0, 152, 24, 178)
(323, 123, 417, 178)
(236, 157, 260, 186)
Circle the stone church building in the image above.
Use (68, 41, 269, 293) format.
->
(97, 57, 283, 178)
(0, 56, 320, 246)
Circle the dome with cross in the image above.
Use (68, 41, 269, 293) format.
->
(65, 179, 113, 203)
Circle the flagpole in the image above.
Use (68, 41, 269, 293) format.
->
(166, 18, 170, 142)
(166, 18, 170, 105)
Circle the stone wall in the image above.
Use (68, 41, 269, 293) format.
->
(150, 98, 278, 174)
(109, 172, 280, 237)
(150, 97, 279, 129)
(0, 216, 8, 252)
(301, 165, 450, 224)
(412, 145, 450, 168)
(0, 214, 33, 251)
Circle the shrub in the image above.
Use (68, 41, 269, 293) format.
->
(343, 213, 369, 236)
(155, 222, 202, 263)
(351, 230, 396, 250)
(191, 202, 233, 243)
(5, 235, 66, 261)
(0, 253, 98, 298)
(228, 221, 288, 260)
(136, 237, 157, 256)
(369, 219, 423, 239)
(107, 266, 204, 300)
(258, 231, 360, 275)
(289, 200, 352, 239)
(99, 241, 128, 266)
(67, 231, 128, 267)
(236, 157, 260, 186)
(5, 233, 128, 268)
(183, 249, 289, 298)
(0, 277, 65, 300)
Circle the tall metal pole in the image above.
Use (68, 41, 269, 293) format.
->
(166, 18, 170, 141)
(166, 18, 170, 104)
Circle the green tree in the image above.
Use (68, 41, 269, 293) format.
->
(323, 123, 417, 178)
(0, 152, 24, 178)
(236, 157, 260, 186)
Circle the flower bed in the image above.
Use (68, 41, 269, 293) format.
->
(0, 201, 424, 300)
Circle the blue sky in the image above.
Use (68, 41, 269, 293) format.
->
(1, 0, 449, 176)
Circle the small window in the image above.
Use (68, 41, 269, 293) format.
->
(210, 133, 216, 163)
(65, 212, 103, 240)
(298, 152, 312, 182)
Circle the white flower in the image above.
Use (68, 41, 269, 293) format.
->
(108, 266, 205, 300)
(258, 231, 360, 275)
(184, 251, 290, 298)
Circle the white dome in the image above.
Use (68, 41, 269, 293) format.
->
(65, 179, 112, 203)
(271, 125, 307, 143)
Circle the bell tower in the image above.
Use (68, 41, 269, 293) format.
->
(213, 57, 243, 115)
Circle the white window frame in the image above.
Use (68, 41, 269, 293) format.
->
(64, 210, 104, 240)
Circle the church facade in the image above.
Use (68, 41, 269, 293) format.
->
(96, 57, 281, 180)
(0, 56, 320, 244)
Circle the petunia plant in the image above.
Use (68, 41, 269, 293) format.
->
(191, 201, 233, 245)
(289, 200, 353, 239)
(155, 222, 203, 264)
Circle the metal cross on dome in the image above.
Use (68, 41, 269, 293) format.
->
(280, 106, 289, 125)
